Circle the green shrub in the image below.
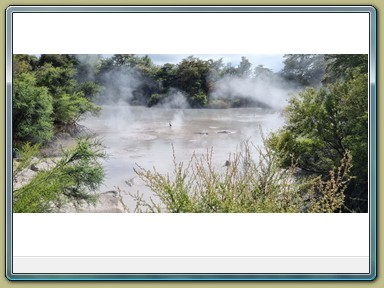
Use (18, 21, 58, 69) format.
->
(267, 70, 368, 211)
(13, 73, 53, 145)
(13, 138, 107, 213)
(191, 91, 208, 107)
(53, 91, 101, 127)
(131, 141, 352, 213)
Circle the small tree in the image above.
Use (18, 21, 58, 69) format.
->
(280, 54, 326, 87)
(191, 91, 208, 108)
(13, 72, 53, 145)
(267, 69, 368, 212)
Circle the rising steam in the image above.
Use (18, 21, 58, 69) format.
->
(210, 74, 298, 111)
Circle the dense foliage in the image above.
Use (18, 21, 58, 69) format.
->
(280, 54, 326, 87)
(13, 138, 106, 213)
(13, 54, 101, 146)
(13, 54, 105, 212)
(13, 72, 53, 144)
(268, 55, 369, 212)
(90, 54, 295, 108)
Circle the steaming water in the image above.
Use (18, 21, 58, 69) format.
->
(80, 105, 284, 211)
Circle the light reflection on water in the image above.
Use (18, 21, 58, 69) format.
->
(80, 105, 284, 211)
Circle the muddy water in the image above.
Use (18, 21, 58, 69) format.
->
(80, 105, 284, 211)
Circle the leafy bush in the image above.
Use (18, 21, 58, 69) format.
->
(13, 138, 107, 213)
(267, 69, 368, 211)
(53, 91, 101, 127)
(191, 91, 208, 107)
(131, 141, 352, 213)
(77, 81, 102, 100)
(13, 73, 53, 145)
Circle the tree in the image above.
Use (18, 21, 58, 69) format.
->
(95, 54, 158, 105)
(280, 54, 326, 87)
(35, 63, 77, 96)
(75, 54, 103, 83)
(38, 54, 78, 68)
(191, 91, 208, 108)
(13, 54, 38, 75)
(156, 63, 177, 92)
(78, 81, 102, 100)
(13, 72, 53, 145)
(253, 65, 274, 80)
(322, 54, 368, 84)
(35, 61, 100, 129)
(267, 68, 368, 212)
(12, 55, 107, 213)
(174, 56, 211, 107)
(237, 56, 252, 78)
(221, 63, 237, 76)
(110, 54, 140, 67)
(207, 58, 224, 81)
(13, 54, 101, 144)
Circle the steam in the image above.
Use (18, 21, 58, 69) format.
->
(75, 54, 102, 82)
(210, 74, 298, 111)
(96, 67, 144, 105)
(153, 88, 190, 109)
(167, 110, 185, 133)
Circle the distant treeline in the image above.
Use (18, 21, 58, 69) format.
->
(76, 54, 326, 108)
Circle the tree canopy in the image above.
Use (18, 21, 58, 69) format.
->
(280, 54, 326, 87)
(13, 54, 101, 146)
(268, 54, 368, 212)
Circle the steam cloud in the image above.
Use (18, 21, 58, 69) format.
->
(96, 67, 144, 105)
(210, 74, 298, 111)
(153, 88, 190, 109)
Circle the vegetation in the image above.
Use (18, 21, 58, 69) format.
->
(13, 138, 106, 213)
(13, 72, 53, 144)
(268, 55, 368, 212)
(90, 54, 290, 108)
(132, 142, 352, 213)
(12, 54, 105, 212)
(280, 54, 326, 87)
(13, 54, 101, 147)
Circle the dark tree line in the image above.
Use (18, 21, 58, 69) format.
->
(89, 54, 264, 108)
